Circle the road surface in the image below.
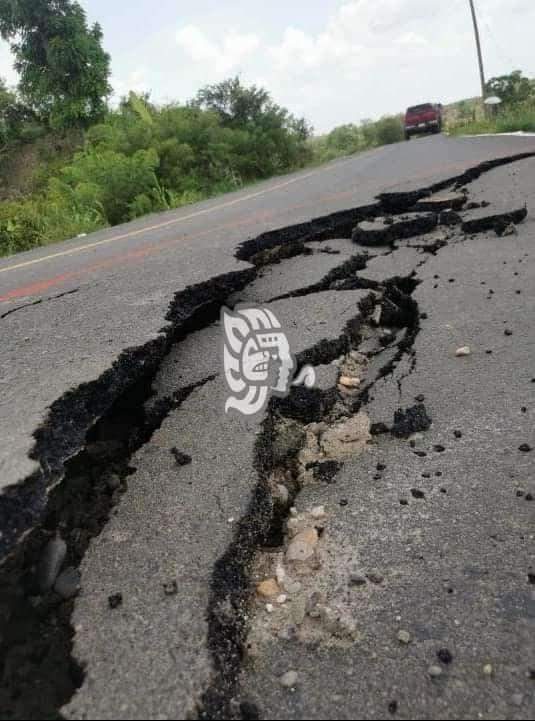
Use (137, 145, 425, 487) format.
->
(0, 134, 534, 720)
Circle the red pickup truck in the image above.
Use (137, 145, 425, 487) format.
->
(404, 103, 443, 140)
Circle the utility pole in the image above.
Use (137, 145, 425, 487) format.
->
(469, 0, 486, 100)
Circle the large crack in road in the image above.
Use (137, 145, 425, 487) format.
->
(0, 152, 534, 720)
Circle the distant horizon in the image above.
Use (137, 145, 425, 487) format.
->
(1, 0, 534, 134)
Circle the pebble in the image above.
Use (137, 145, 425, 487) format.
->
(339, 376, 361, 389)
(257, 578, 280, 598)
(456, 346, 471, 357)
(311, 505, 326, 519)
(367, 569, 384, 584)
(398, 630, 411, 645)
(349, 573, 367, 587)
(277, 594, 288, 605)
(428, 665, 443, 678)
(266, 604, 275, 614)
(275, 564, 286, 586)
(54, 567, 81, 600)
(283, 579, 302, 594)
(163, 580, 178, 597)
(38, 535, 67, 592)
(306, 592, 325, 618)
(278, 625, 298, 641)
(291, 598, 307, 626)
(483, 664, 493, 677)
(275, 484, 290, 505)
(108, 593, 123, 609)
(286, 528, 319, 562)
(280, 671, 298, 689)
(437, 648, 453, 665)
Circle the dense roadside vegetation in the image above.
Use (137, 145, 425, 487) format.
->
(0, 1, 407, 257)
(447, 71, 535, 136)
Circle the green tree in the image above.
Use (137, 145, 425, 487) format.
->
(0, 0, 111, 128)
(194, 76, 273, 129)
(485, 70, 534, 107)
(0, 76, 36, 147)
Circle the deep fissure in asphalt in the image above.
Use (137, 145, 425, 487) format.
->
(0, 150, 532, 719)
(198, 274, 429, 720)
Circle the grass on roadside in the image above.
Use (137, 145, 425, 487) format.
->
(449, 101, 535, 136)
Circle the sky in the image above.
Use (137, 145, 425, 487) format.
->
(1, 0, 534, 133)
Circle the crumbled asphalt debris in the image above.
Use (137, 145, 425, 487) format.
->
(171, 448, 193, 466)
(371, 422, 389, 435)
(391, 404, 432, 438)
(454, 430, 463, 439)
(437, 648, 454, 665)
(519, 444, 532, 453)
(311, 460, 342, 484)
(411, 489, 426, 499)
(388, 700, 398, 715)
(433, 444, 446, 453)
(108, 593, 123, 610)
(163, 580, 178, 596)
(366, 570, 384, 584)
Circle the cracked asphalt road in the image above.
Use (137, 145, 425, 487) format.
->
(1, 135, 535, 720)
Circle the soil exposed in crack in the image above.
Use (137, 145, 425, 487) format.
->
(0, 367, 218, 720)
(198, 274, 423, 720)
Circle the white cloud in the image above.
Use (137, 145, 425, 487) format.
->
(0, 40, 17, 87)
(177, 25, 260, 75)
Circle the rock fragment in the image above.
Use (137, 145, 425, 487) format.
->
(286, 527, 319, 562)
(456, 346, 471, 357)
(38, 534, 67, 592)
(54, 567, 82, 599)
(280, 671, 298, 689)
(257, 579, 280, 598)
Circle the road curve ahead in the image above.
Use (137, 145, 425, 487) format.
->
(0, 134, 535, 720)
